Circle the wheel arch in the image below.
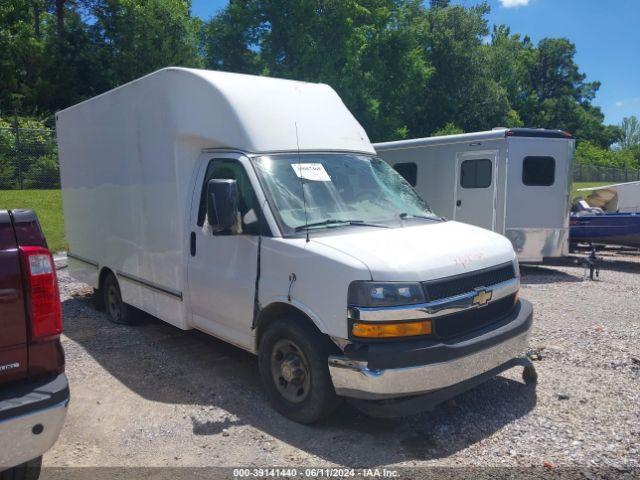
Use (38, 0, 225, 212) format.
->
(254, 302, 327, 353)
(98, 266, 116, 291)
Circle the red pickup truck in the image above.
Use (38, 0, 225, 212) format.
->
(0, 209, 68, 480)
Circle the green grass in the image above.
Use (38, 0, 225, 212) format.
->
(571, 182, 611, 202)
(0, 190, 66, 253)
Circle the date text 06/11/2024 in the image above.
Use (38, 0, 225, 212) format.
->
(232, 468, 400, 478)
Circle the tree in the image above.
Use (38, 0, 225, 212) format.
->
(0, 0, 47, 114)
(0, 0, 624, 153)
(0, 116, 58, 188)
(429, 0, 450, 8)
(417, 3, 513, 135)
(202, 0, 261, 74)
(202, 0, 433, 141)
(574, 140, 637, 169)
(618, 116, 640, 150)
(513, 37, 617, 147)
(431, 123, 463, 136)
(38, 8, 108, 113)
(93, 0, 202, 86)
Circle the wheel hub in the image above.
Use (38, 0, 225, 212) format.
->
(280, 354, 306, 385)
(107, 285, 120, 319)
(270, 339, 311, 403)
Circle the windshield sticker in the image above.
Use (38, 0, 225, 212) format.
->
(291, 163, 332, 182)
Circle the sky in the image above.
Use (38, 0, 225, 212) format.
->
(191, 0, 639, 126)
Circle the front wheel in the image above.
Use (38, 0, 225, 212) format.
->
(258, 318, 342, 424)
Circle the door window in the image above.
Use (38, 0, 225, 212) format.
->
(460, 159, 492, 189)
(197, 159, 266, 235)
(523, 156, 555, 186)
(393, 163, 418, 187)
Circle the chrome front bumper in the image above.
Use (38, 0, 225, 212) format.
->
(329, 301, 533, 400)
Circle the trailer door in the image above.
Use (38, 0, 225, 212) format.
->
(504, 136, 573, 261)
(454, 152, 498, 230)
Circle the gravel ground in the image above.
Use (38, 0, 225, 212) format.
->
(43, 252, 639, 473)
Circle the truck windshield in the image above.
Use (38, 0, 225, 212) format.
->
(251, 153, 438, 235)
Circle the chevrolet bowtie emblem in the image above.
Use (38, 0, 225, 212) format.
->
(472, 289, 492, 307)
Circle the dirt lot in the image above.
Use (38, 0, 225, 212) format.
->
(43, 252, 639, 473)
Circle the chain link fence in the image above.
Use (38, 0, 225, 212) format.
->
(1, 127, 640, 190)
(0, 125, 59, 190)
(573, 162, 640, 183)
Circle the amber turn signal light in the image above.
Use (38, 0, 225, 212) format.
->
(352, 320, 432, 338)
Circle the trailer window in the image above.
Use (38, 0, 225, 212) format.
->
(460, 159, 492, 189)
(523, 156, 555, 186)
(393, 163, 417, 187)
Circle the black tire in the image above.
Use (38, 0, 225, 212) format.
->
(93, 287, 105, 311)
(102, 272, 135, 325)
(258, 317, 342, 424)
(522, 364, 538, 384)
(1, 456, 42, 480)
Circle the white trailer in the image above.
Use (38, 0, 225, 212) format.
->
(57, 68, 535, 423)
(375, 129, 575, 263)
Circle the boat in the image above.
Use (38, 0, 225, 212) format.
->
(570, 200, 640, 249)
(577, 180, 640, 213)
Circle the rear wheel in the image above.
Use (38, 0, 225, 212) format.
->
(1, 456, 42, 480)
(102, 272, 134, 325)
(93, 287, 105, 310)
(259, 317, 342, 424)
(522, 364, 538, 384)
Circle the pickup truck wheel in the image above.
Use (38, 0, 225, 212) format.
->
(0, 456, 42, 480)
(259, 318, 342, 424)
(103, 273, 134, 325)
(522, 363, 538, 384)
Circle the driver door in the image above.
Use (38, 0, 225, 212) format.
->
(187, 156, 264, 350)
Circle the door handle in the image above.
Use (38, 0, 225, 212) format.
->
(456, 200, 462, 207)
(190, 232, 196, 256)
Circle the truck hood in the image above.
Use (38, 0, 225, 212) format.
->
(310, 220, 516, 281)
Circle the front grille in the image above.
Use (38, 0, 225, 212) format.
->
(422, 262, 516, 302)
(434, 294, 516, 339)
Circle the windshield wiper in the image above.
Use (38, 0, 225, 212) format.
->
(294, 219, 390, 231)
(399, 212, 440, 221)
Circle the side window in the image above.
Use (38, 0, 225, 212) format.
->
(460, 159, 492, 189)
(393, 162, 418, 187)
(523, 156, 555, 186)
(197, 159, 265, 235)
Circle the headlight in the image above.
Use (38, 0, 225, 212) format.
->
(348, 281, 426, 307)
(513, 257, 520, 278)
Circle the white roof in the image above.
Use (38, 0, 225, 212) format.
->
(57, 67, 374, 155)
(374, 128, 572, 151)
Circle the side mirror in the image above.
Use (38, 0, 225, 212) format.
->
(206, 179, 239, 233)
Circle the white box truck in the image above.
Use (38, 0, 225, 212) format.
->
(375, 129, 575, 263)
(57, 68, 535, 423)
